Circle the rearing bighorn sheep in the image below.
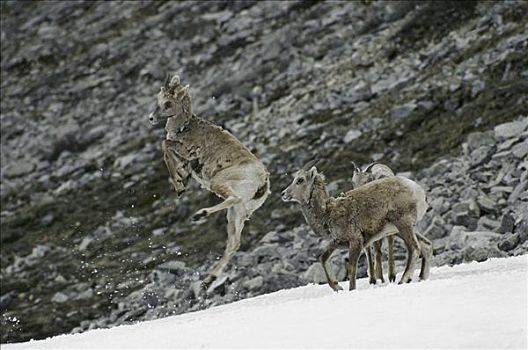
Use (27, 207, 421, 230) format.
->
(351, 162, 396, 283)
(148, 74, 270, 287)
(282, 163, 432, 291)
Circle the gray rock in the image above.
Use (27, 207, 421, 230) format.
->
(465, 131, 495, 152)
(498, 233, 520, 251)
(469, 146, 492, 166)
(302, 263, 327, 284)
(3, 160, 35, 178)
(498, 213, 515, 234)
(490, 186, 513, 196)
(494, 118, 528, 140)
(390, 102, 417, 121)
(511, 140, 528, 159)
(429, 197, 450, 215)
(450, 201, 479, 230)
(424, 216, 448, 240)
(448, 226, 502, 251)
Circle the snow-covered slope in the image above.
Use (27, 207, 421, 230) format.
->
(4, 256, 527, 349)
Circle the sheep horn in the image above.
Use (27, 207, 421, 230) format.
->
(350, 161, 360, 172)
(163, 73, 171, 88)
(364, 162, 378, 172)
(302, 158, 319, 171)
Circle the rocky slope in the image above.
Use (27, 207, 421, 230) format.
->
(1, 0, 527, 343)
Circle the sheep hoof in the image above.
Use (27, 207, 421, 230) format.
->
(389, 275, 396, 283)
(398, 277, 412, 284)
(191, 210, 208, 222)
(202, 274, 217, 289)
(369, 277, 377, 285)
(330, 283, 343, 292)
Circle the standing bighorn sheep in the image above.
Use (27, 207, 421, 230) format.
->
(351, 162, 396, 283)
(282, 162, 432, 291)
(148, 74, 270, 287)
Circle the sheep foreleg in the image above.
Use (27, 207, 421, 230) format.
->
(320, 240, 342, 292)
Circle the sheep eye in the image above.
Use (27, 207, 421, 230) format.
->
(164, 101, 172, 109)
(296, 178, 305, 185)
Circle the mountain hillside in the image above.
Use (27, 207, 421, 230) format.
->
(1, 0, 527, 343)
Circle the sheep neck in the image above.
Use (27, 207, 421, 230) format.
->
(301, 177, 331, 239)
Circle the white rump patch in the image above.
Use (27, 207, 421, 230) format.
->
(397, 176, 428, 220)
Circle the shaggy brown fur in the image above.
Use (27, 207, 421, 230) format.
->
(148, 74, 270, 288)
(282, 166, 432, 291)
(351, 162, 397, 283)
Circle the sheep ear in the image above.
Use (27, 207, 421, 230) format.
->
(308, 166, 318, 180)
(351, 161, 360, 173)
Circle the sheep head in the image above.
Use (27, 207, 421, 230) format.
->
(351, 161, 371, 188)
(281, 160, 320, 204)
(148, 73, 192, 126)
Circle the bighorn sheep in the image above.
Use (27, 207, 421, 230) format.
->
(148, 74, 270, 287)
(281, 162, 432, 291)
(351, 162, 396, 283)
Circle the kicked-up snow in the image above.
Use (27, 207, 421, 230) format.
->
(3, 255, 527, 349)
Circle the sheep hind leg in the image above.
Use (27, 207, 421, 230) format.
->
(348, 241, 362, 291)
(374, 240, 385, 283)
(416, 232, 433, 281)
(191, 184, 241, 222)
(365, 246, 376, 285)
(203, 205, 246, 287)
(387, 235, 396, 282)
(396, 224, 420, 284)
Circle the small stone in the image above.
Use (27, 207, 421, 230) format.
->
(451, 201, 479, 230)
(243, 276, 264, 291)
(460, 187, 479, 201)
(492, 150, 513, 160)
(497, 138, 519, 151)
(157, 261, 187, 274)
(78, 237, 93, 251)
(469, 146, 491, 166)
(41, 213, 54, 226)
(51, 292, 69, 303)
(490, 186, 513, 194)
(343, 129, 362, 143)
(477, 216, 500, 231)
(76, 289, 94, 300)
(429, 197, 450, 215)
(0, 292, 16, 309)
(477, 195, 497, 213)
